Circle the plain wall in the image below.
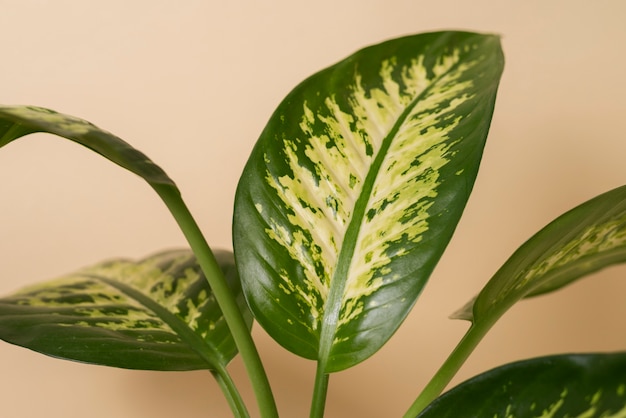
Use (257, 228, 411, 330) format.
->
(1, 1, 625, 417)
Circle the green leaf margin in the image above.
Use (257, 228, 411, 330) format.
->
(417, 352, 626, 418)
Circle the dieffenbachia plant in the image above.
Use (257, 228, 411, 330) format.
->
(0, 30, 624, 418)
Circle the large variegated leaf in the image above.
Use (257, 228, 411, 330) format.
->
(0, 249, 252, 370)
(454, 185, 626, 324)
(233, 31, 504, 372)
(416, 352, 626, 418)
(0, 105, 174, 188)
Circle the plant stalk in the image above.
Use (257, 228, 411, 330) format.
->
(403, 322, 492, 417)
(310, 363, 330, 418)
(153, 184, 278, 418)
(212, 367, 250, 418)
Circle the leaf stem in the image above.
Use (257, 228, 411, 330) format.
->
(153, 184, 278, 418)
(310, 363, 330, 418)
(403, 322, 492, 417)
(212, 367, 250, 418)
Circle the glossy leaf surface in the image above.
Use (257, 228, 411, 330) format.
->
(0, 105, 175, 188)
(0, 249, 251, 370)
(454, 185, 626, 324)
(417, 352, 626, 418)
(234, 31, 504, 372)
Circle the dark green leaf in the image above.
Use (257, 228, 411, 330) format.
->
(0, 249, 251, 371)
(416, 352, 626, 418)
(454, 185, 626, 323)
(233, 31, 504, 372)
(0, 105, 175, 188)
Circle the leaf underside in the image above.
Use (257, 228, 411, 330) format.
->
(454, 185, 626, 325)
(234, 31, 504, 372)
(0, 249, 251, 371)
(417, 352, 626, 418)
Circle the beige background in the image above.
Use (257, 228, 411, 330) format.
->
(0, 1, 625, 417)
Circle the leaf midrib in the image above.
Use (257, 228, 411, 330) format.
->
(317, 60, 462, 369)
(89, 274, 224, 369)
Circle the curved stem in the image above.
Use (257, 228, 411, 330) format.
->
(153, 184, 278, 418)
(403, 322, 492, 417)
(212, 367, 250, 418)
(309, 363, 330, 418)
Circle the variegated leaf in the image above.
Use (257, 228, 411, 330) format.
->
(416, 352, 626, 418)
(233, 31, 504, 372)
(0, 249, 252, 370)
(454, 185, 626, 324)
(0, 105, 174, 188)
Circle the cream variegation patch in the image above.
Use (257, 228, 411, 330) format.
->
(258, 47, 480, 336)
(10, 251, 217, 338)
(496, 387, 626, 418)
(516, 215, 626, 294)
(0, 105, 96, 135)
